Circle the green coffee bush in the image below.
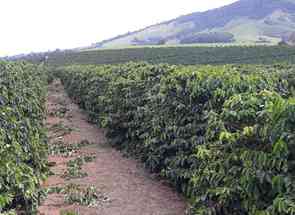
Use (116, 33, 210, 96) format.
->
(58, 62, 295, 214)
(0, 61, 48, 213)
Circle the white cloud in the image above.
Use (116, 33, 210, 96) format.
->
(0, 0, 237, 56)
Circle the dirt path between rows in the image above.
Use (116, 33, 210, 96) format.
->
(38, 80, 187, 215)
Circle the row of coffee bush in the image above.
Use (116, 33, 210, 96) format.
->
(0, 61, 48, 214)
(58, 62, 295, 214)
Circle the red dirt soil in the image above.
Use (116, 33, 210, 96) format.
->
(38, 80, 187, 215)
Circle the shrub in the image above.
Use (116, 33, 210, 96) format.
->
(58, 62, 295, 214)
(0, 61, 48, 213)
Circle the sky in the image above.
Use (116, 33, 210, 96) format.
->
(0, 0, 237, 56)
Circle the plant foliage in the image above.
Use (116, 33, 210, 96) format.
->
(0, 61, 48, 213)
(57, 62, 295, 214)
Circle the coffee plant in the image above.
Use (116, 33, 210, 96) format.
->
(0, 61, 48, 213)
(56, 62, 295, 214)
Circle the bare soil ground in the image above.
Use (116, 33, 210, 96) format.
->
(38, 80, 187, 215)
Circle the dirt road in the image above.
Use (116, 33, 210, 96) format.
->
(38, 80, 187, 215)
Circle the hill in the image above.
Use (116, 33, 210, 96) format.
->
(93, 0, 295, 47)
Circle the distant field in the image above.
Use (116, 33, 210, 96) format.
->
(84, 42, 277, 51)
(25, 45, 295, 66)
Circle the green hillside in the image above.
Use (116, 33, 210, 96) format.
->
(92, 0, 295, 48)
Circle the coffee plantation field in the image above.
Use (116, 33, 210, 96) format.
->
(55, 63, 295, 214)
(19, 45, 295, 66)
(1, 59, 295, 214)
(0, 61, 48, 214)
